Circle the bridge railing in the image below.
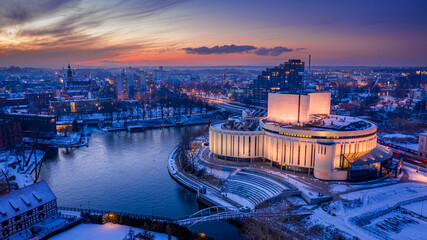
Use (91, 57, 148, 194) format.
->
(377, 139, 417, 155)
(176, 210, 312, 226)
(58, 206, 174, 222)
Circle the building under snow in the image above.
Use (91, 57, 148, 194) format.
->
(0, 181, 58, 240)
(209, 91, 393, 181)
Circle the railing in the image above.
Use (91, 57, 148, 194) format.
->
(29, 217, 82, 240)
(377, 139, 417, 155)
(177, 210, 312, 226)
(175, 206, 239, 220)
(58, 207, 174, 222)
(60, 213, 81, 219)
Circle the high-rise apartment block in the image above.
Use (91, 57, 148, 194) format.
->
(114, 73, 130, 100)
(252, 59, 305, 104)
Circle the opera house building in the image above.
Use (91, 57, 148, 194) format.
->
(209, 92, 392, 181)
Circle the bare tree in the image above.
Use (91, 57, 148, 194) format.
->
(15, 144, 34, 171)
(243, 201, 347, 240)
(178, 127, 208, 173)
(141, 101, 146, 120)
(243, 202, 307, 240)
(0, 167, 12, 192)
(32, 138, 43, 183)
(123, 228, 154, 240)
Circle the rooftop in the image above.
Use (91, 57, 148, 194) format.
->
(214, 113, 375, 133)
(262, 114, 375, 132)
(220, 119, 259, 131)
(0, 181, 56, 222)
(344, 144, 392, 166)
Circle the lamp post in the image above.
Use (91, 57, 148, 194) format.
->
(405, 142, 407, 156)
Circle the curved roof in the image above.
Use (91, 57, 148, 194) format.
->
(344, 145, 392, 166)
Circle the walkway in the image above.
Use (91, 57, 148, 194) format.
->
(168, 146, 243, 209)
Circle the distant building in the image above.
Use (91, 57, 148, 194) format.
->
(252, 59, 305, 105)
(0, 181, 58, 240)
(3, 113, 56, 139)
(49, 98, 112, 115)
(25, 92, 54, 104)
(114, 71, 148, 100)
(132, 74, 141, 93)
(130, 73, 148, 97)
(0, 119, 22, 149)
(141, 73, 147, 93)
(61, 63, 96, 99)
(418, 132, 427, 159)
(152, 66, 168, 81)
(66, 63, 73, 82)
(0, 98, 27, 107)
(114, 73, 130, 100)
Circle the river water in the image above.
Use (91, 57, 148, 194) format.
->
(39, 126, 245, 240)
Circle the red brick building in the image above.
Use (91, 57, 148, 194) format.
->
(0, 119, 22, 149)
(25, 92, 54, 104)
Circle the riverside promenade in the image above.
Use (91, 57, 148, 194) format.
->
(168, 137, 337, 208)
(167, 146, 244, 209)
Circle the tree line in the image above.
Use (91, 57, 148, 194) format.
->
(81, 212, 213, 240)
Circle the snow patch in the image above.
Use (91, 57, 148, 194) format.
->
(49, 223, 176, 240)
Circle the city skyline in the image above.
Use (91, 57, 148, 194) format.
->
(1, 0, 427, 67)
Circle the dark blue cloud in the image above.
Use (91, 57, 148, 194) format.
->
(183, 44, 257, 55)
(253, 47, 293, 56)
(183, 45, 296, 56)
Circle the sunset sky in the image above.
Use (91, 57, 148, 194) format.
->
(0, 0, 426, 67)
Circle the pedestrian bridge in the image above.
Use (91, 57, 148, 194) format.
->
(175, 205, 311, 227)
(59, 205, 311, 227)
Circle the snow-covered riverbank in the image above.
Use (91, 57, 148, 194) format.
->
(49, 223, 176, 240)
(0, 149, 45, 188)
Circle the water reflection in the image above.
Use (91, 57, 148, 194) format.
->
(39, 126, 245, 240)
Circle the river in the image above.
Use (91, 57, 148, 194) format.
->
(39, 126, 245, 240)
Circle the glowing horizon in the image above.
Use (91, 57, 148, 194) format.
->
(0, 0, 426, 68)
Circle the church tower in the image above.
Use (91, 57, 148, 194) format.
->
(67, 61, 73, 82)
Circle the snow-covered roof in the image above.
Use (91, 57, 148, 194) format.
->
(0, 181, 56, 222)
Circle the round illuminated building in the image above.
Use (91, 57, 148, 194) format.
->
(209, 92, 392, 181)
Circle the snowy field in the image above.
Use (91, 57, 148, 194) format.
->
(49, 223, 176, 240)
(402, 200, 427, 217)
(308, 164, 427, 240)
(339, 182, 427, 203)
(381, 133, 413, 139)
(364, 209, 425, 240)
(379, 132, 419, 151)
